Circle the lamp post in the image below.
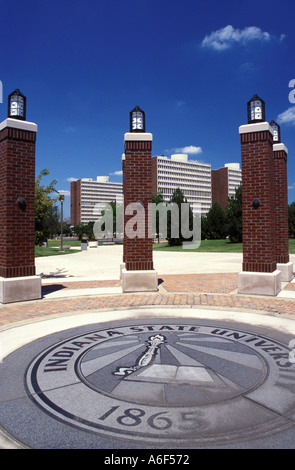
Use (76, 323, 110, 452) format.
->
(247, 94, 265, 123)
(59, 195, 65, 251)
(130, 106, 145, 132)
(8, 89, 26, 120)
(270, 120, 281, 143)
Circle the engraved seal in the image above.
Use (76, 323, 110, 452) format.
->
(25, 323, 295, 446)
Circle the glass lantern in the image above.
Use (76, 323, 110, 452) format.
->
(247, 94, 265, 123)
(8, 89, 26, 121)
(130, 106, 145, 132)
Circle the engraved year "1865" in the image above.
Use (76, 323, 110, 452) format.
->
(98, 406, 206, 431)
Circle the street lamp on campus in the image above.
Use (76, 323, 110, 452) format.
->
(270, 120, 281, 143)
(130, 106, 145, 132)
(59, 194, 65, 251)
(8, 89, 26, 120)
(247, 94, 265, 123)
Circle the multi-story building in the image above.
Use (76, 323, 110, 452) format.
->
(151, 154, 212, 214)
(211, 163, 242, 209)
(71, 176, 123, 225)
(71, 160, 241, 226)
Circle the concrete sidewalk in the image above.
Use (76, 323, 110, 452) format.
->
(35, 246, 295, 301)
(35, 244, 245, 279)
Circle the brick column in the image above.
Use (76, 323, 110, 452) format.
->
(273, 142, 293, 281)
(238, 122, 281, 295)
(0, 118, 41, 303)
(121, 133, 158, 292)
(70, 179, 81, 225)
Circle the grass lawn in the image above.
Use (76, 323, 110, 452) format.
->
(35, 246, 81, 257)
(153, 239, 243, 252)
(35, 238, 295, 256)
(35, 239, 81, 257)
(48, 240, 81, 247)
(153, 238, 295, 253)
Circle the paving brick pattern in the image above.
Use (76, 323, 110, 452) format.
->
(160, 273, 239, 293)
(0, 273, 294, 328)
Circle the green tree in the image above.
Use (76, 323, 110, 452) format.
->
(225, 185, 242, 243)
(35, 169, 58, 245)
(44, 205, 60, 239)
(205, 202, 227, 240)
(72, 222, 94, 240)
(289, 201, 295, 237)
(100, 201, 120, 238)
(201, 214, 209, 240)
(166, 188, 194, 246)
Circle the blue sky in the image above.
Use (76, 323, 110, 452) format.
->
(0, 0, 294, 219)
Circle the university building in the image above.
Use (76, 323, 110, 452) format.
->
(211, 163, 242, 210)
(70, 160, 242, 225)
(151, 154, 212, 214)
(70, 176, 123, 225)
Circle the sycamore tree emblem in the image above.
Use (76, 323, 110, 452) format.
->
(114, 334, 166, 376)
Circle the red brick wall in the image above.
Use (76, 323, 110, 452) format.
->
(211, 167, 229, 210)
(123, 138, 153, 271)
(240, 129, 276, 273)
(151, 156, 158, 196)
(0, 126, 36, 278)
(273, 147, 289, 264)
(70, 179, 81, 225)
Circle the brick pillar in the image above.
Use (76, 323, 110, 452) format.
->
(238, 122, 281, 295)
(0, 118, 41, 303)
(70, 179, 81, 225)
(211, 167, 229, 210)
(273, 143, 293, 281)
(121, 133, 158, 292)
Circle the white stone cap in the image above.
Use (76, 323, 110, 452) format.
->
(273, 143, 288, 154)
(124, 132, 153, 141)
(239, 122, 274, 135)
(0, 118, 38, 133)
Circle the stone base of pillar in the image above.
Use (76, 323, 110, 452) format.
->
(120, 263, 126, 280)
(238, 270, 281, 296)
(276, 262, 294, 282)
(0, 275, 42, 304)
(122, 269, 158, 293)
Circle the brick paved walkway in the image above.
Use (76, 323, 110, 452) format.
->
(160, 273, 239, 294)
(0, 273, 294, 328)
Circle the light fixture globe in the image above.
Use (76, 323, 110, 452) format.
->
(8, 89, 26, 121)
(247, 94, 265, 124)
(130, 106, 145, 132)
(270, 120, 281, 143)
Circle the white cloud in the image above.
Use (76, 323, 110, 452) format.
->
(67, 177, 78, 182)
(201, 25, 274, 51)
(110, 170, 123, 176)
(173, 145, 203, 155)
(288, 183, 295, 190)
(277, 107, 295, 125)
(58, 190, 70, 197)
